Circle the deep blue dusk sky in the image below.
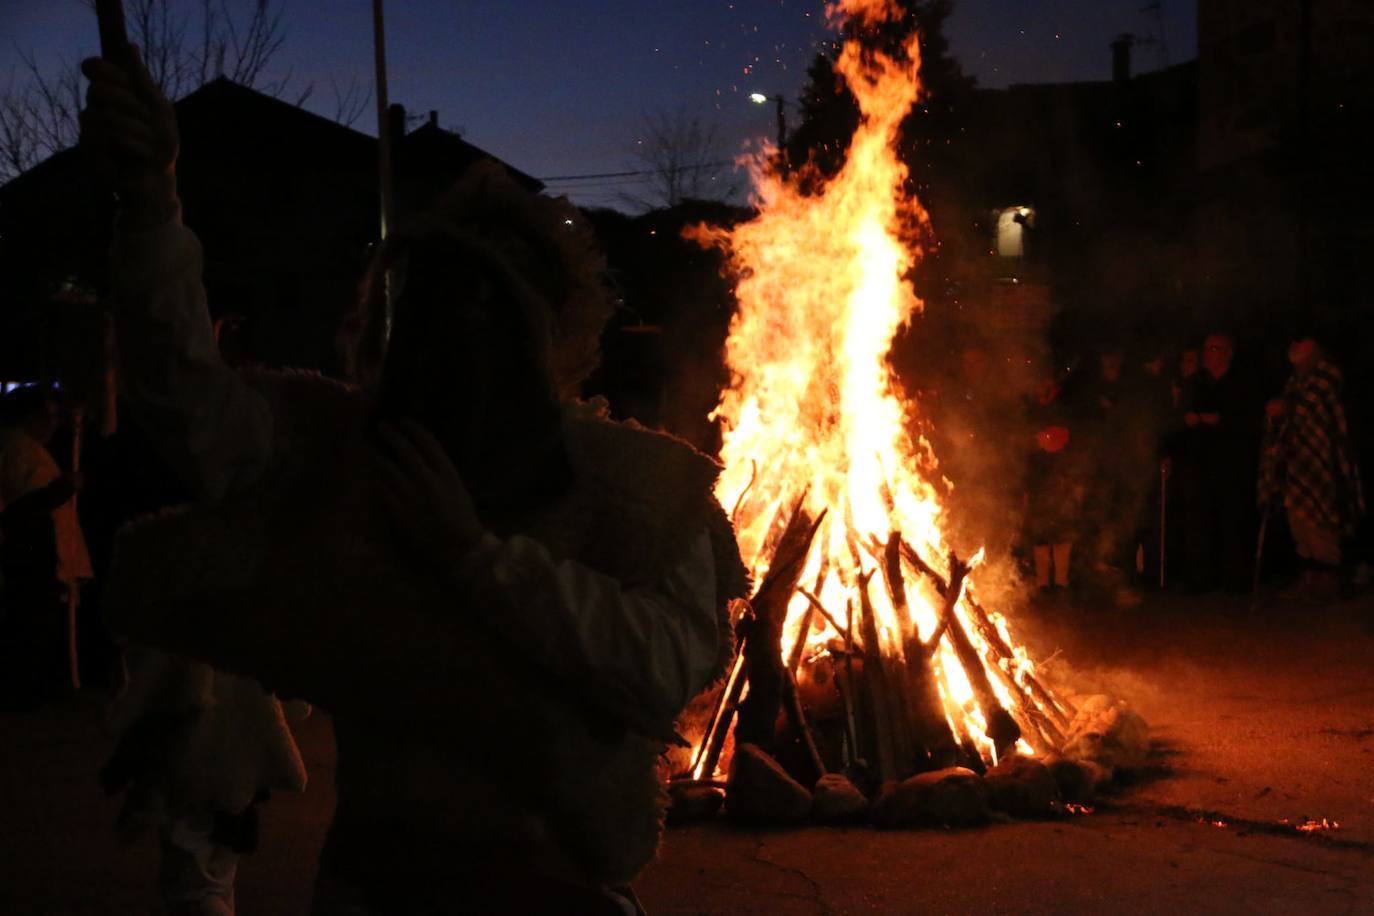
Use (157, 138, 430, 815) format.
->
(1, 1, 1196, 210)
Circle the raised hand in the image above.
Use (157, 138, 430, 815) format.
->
(373, 420, 486, 573)
(79, 43, 180, 228)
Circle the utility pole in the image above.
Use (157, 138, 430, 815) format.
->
(372, 0, 396, 339)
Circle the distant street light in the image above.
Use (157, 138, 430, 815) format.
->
(750, 92, 787, 151)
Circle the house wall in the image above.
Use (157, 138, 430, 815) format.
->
(1197, 0, 1374, 325)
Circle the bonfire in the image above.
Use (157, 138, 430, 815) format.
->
(676, 0, 1080, 807)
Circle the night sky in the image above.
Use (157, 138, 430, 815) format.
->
(2, 1, 1196, 210)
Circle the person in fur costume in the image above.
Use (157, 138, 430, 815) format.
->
(82, 46, 746, 916)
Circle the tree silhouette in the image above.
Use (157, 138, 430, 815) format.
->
(624, 106, 738, 211)
(784, 1, 976, 188)
(0, 0, 342, 184)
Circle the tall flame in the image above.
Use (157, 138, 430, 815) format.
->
(689, 0, 1070, 778)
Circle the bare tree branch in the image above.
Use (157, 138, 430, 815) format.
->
(0, 0, 369, 186)
(329, 74, 372, 129)
(625, 106, 738, 210)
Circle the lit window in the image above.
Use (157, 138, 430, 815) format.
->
(995, 206, 1035, 258)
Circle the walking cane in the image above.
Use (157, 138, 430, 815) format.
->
(1159, 458, 1169, 589)
(1250, 510, 1270, 613)
(67, 410, 82, 691)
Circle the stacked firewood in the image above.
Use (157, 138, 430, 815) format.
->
(671, 493, 1113, 826)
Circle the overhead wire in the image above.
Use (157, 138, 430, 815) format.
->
(538, 160, 739, 182)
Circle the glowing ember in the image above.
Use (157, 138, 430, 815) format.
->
(1065, 803, 1095, 816)
(1294, 818, 1341, 833)
(685, 0, 1072, 782)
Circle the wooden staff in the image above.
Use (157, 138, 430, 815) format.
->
(96, 0, 128, 61)
(66, 411, 83, 691)
(372, 0, 397, 339)
(1159, 457, 1169, 589)
(688, 645, 747, 780)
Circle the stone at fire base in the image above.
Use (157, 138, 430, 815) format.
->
(811, 773, 869, 822)
(870, 767, 991, 828)
(1062, 694, 1151, 771)
(984, 755, 1061, 818)
(725, 743, 812, 823)
(667, 784, 725, 824)
(1042, 753, 1112, 805)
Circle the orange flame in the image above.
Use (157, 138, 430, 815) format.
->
(689, 1, 1066, 779)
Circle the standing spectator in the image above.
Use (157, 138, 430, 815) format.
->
(1176, 346, 1200, 403)
(1258, 330, 1365, 599)
(82, 43, 744, 913)
(1177, 332, 1263, 591)
(1072, 343, 1149, 605)
(0, 386, 90, 705)
(1026, 376, 1083, 594)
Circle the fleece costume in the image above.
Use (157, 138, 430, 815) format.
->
(104, 215, 746, 908)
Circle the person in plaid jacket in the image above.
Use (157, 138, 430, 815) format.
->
(1258, 331, 1366, 597)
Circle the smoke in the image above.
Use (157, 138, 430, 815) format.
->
(892, 290, 1176, 602)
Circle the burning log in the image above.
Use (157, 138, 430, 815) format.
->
(887, 536, 1068, 754)
(734, 498, 826, 751)
(795, 589, 849, 648)
(962, 592, 1076, 732)
(896, 539, 1074, 732)
(673, 0, 1084, 812)
(786, 529, 831, 674)
(853, 569, 899, 780)
(882, 534, 961, 770)
(936, 553, 1021, 758)
(782, 670, 826, 785)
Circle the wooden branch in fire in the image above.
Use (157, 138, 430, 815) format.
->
(934, 552, 1022, 758)
(782, 669, 826, 783)
(882, 532, 960, 770)
(795, 588, 849, 648)
(892, 538, 1075, 738)
(734, 496, 827, 752)
(869, 533, 1060, 753)
(854, 568, 901, 780)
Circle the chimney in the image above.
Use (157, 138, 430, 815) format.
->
(388, 102, 406, 144)
(428, 110, 438, 128)
(1112, 34, 1134, 84)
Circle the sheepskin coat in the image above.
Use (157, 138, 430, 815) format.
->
(106, 369, 747, 888)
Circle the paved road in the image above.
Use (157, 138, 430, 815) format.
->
(3, 591, 1372, 914)
(637, 592, 1374, 914)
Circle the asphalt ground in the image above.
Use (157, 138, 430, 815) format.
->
(3, 588, 1373, 914)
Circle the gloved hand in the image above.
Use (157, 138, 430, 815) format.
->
(373, 419, 487, 573)
(80, 42, 180, 229)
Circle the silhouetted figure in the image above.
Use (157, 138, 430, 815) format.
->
(1259, 333, 1365, 600)
(1177, 333, 1262, 591)
(1026, 377, 1084, 593)
(0, 386, 89, 707)
(83, 44, 745, 916)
